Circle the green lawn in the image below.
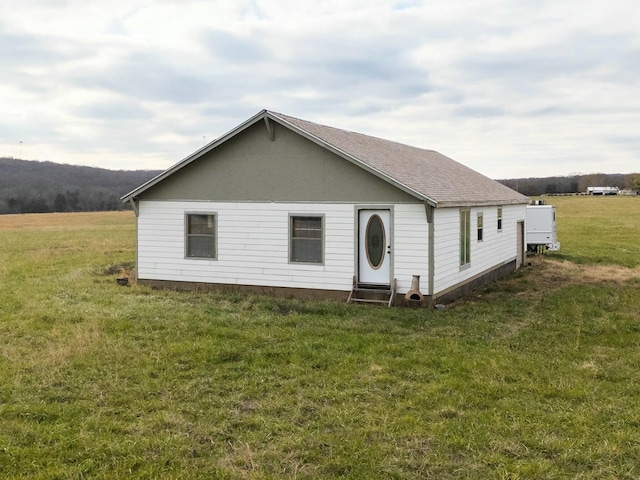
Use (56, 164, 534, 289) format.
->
(544, 195, 640, 267)
(1, 203, 639, 479)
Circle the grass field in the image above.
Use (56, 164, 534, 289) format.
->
(1, 199, 640, 479)
(544, 196, 640, 267)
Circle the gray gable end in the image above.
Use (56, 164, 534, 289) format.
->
(137, 120, 419, 204)
(123, 109, 528, 208)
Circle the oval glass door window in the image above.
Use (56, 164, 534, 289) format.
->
(365, 214, 385, 269)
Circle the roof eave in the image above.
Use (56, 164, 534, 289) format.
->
(436, 198, 530, 208)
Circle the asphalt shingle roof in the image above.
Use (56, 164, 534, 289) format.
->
(123, 109, 529, 207)
(269, 111, 529, 207)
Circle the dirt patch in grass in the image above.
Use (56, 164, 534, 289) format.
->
(103, 262, 136, 276)
(530, 256, 640, 286)
(532, 257, 640, 283)
(483, 256, 640, 302)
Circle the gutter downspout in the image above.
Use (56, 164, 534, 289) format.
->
(424, 202, 435, 297)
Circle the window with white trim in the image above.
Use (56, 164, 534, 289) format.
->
(186, 213, 216, 259)
(290, 215, 323, 264)
(497, 207, 503, 232)
(477, 212, 484, 242)
(460, 209, 471, 266)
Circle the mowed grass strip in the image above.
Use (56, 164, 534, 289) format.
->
(1, 206, 640, 479)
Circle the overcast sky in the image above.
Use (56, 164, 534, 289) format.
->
(1, 0, 638, 179)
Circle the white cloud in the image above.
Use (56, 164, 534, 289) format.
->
(0, 0, 639, 178)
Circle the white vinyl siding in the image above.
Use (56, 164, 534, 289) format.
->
(434, 204, 526, 294)
(137, 201, 431, 295)
(138, 201, 353, 291)
(136, 200, 524, 297)
(392, 204, 429, 294)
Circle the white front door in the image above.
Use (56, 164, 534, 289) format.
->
(358, 209, 391, 285)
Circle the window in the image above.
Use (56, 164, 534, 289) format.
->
(290, 215, 323, 264)
(186, 213, 216, 259)
(497, 207, 503, 232)
(460, 209, 470, 266)
(477, 212, 484, 242)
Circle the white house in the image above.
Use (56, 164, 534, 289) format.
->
(122, 110, 529, 305)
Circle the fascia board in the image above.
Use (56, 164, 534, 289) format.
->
(436, 198, 530, 208)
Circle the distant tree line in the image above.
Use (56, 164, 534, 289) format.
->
(3, 187, 123, 214)
(2, 157, 638, 215)
(498, 173, 640, 197)
(0, 157, 161, 215)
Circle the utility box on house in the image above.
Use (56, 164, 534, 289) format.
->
(526, 203, 560, 252)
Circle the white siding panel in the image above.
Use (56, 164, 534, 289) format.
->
(433, 204, 526, 294)
(392, 204, 430, 294)
(137, 200, 525, 296)
(138, 201, 357, 291)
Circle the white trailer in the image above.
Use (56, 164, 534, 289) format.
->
(587, 186, 619, 195)
(526, 204, 560, 252)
